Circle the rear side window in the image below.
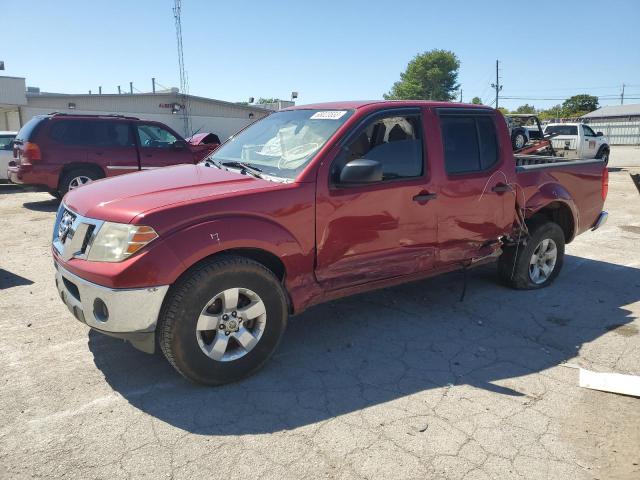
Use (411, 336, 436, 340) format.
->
(440, 114, 499, 174)
(15, 116, 45, 142)
(545, 125, 578, 136)
(49, 120, 85, 145)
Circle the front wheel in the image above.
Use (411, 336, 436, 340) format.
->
(158, 255, 288, 385)
(512, 131, 527, 150)
(597, 147, 610, 165)
(498, 218, 565, 289)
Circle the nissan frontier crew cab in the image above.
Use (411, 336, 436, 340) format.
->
(53, 101, 609, 385)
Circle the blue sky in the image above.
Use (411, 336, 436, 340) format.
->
(3, 0, 639, 110)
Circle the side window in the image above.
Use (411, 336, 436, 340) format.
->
(441, 115, 499, 174)
(84, 122, 133, 147)
(136, 124, 178, 149)
(49, 120, 85, 145)
(0, 135, 14, 150)
(334, 114, 423, 183)
(583, 125, 596, 137)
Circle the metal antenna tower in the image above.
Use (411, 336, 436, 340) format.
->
(173, 0, 191, 136)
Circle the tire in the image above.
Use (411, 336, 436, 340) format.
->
(498, 217, 565, 290)
(512, 130, 527, 151)
(158, 255, 288, 385)
(58, 168, 101, 197)
(597, 147, 610, 165)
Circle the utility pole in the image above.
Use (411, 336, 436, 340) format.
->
(173, 0, 191, 137)
(621, 83, 625, 105)
(130, 82, 133, 94)
(117, 85, 121, 94)
(490, 59, 503, 109)
(459, 87, 463, 103)
(152, 77, 156, 93)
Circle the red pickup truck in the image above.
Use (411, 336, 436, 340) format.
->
(52, 101, 608, 385)
(9, 113, 218, 197)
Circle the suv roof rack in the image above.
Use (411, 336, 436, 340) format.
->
(47, 112, 140, 120)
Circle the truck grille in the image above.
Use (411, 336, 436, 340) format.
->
(53, 204, 104, 260)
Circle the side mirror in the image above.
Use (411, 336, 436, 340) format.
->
(596, 132, 604, 137)
(339, 159, 383, 184)
(173, 140, 187, 149)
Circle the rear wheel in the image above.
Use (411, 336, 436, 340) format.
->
(158, 255, 288, 385)
(498, 218, 565, 289)
(59, 168, 102, 197)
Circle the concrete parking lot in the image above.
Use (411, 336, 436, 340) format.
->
(1, 147, 639, 480)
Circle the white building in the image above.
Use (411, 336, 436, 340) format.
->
(0, 76, 272, 140)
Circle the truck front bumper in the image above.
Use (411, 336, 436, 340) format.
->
(54, 261, 169, 353)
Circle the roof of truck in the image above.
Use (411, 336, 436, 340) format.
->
(284, 100, 494, 111)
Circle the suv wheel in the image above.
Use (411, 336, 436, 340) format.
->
(498, 217, 565, 289)
(59, 168, 101, 197)
(158, 255, 288, 385)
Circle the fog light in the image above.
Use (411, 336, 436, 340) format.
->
(93, 298, 109, 322)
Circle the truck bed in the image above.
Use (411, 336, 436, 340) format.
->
(514, 156, 606, 239)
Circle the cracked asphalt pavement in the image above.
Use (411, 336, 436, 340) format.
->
(1, 147, 639, 479)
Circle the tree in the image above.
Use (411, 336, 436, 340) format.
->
(471, 97, 483, 105)
(515, 104, 536, 114)
(384, 49, 460, 101)
(562, 94, 599, 116)
(497, 107, 510, 115)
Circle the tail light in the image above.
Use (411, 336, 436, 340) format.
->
(601, 167, 609, 201)
(22, 142, 42, 162)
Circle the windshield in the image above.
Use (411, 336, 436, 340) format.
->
(545, 125, 578, 136)
(207, 109, 353, 180)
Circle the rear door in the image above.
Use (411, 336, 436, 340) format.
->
(84, 121, 139, 177)
(435, 109, 515, 265)
(315, 108, 438, 290)
(135, 123, 194, 169)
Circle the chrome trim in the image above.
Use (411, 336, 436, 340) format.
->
(591, 211, 609, 231)
(105, 165, 139, 170)
(54, 262, 169, 333)
(53, 203, 104, 261)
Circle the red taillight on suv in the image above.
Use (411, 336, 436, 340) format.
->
(602, 167, 609, 201)
(22, 142, 42, 163)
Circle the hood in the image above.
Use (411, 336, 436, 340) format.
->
(64, 164, 280, 224)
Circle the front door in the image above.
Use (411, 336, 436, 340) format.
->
(135, 123, 194, 169)
(315, 108, 438, 290)
(435, 109, 514, 265)
(582, 124, 599, 158)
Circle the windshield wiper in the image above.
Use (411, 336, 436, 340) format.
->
(221, 161, 264, 178)
(203, 158, 224, 169)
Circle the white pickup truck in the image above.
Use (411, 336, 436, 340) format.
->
(544, 123, 610, 164)
(0, 131, 17, 181)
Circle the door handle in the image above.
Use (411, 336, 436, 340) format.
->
(413, 192, 437, 204)
(492, 183, 513, 194)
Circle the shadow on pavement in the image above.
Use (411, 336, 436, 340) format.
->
(0, 269, 34, 289)
(89, 255, 640, 435)
(0, 184, 24, 194)
(22, 198, 60, 212)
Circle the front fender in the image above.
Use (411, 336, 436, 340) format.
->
(162, 215, 314, 294)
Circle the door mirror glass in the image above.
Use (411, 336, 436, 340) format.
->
(339, 159, 383, 184)
(173, 140, 187, 149)
(596, 131, 604, 137)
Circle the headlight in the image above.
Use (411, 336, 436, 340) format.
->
(87, 222, 158, 262)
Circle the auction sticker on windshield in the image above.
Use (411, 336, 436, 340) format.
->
(310, 111, 347, 120)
